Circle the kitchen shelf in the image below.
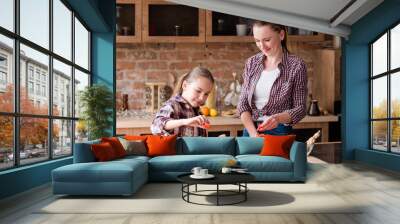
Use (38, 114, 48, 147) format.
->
(142, 0, 205, 43)
(206, 10, 325, 43)
(206, 11, 254, 43)
(116, 0, 142, 43)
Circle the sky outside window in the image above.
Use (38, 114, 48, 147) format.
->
(0, 0, 14, 32)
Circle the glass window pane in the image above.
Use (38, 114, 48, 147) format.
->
(74, 69, 89, 118)
(20, 0, 49, 49)
(20, 44, 49, 115)
(0, 0, 14, 32)
(20, 117, 49, 165)
(0, 116, 14, 170)
(372, 33, 387, 76)
(53, 0, 72, 60)
(53, 119, 72, 158)
(75, 120, 88, 143)
(391, 120, 400, 153)
(372, 121, 388, 151)
(0, 34, 14, 112)
(391, 24, 400, 70)
(74, 17, 89, 70)
(372, 76, 387, 119)
(53, 59, 72, 117)
(391, 72, 400, 118)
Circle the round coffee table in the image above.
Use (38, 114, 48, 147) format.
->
(177, 173, 255, 206)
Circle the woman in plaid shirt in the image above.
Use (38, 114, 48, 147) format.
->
(238, 21, 307, 137)
(151, 67, 214, 136)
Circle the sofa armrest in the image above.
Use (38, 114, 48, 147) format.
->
(73, 140, 100, 163)
(289, 141, 307, 181)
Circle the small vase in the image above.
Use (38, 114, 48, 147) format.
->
(308, 100, 320, 116)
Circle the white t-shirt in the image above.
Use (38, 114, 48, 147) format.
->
(254, 68, 280, 111)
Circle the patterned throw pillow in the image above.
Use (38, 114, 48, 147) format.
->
(119, 137, 147, 156)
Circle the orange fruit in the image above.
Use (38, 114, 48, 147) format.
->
(200, 106, 210, 116)
(201, 123, 211, 129)
(210, 108, 218, 117)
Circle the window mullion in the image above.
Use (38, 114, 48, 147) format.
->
(49, 0, 54, 160)
(387, 29, 391, 152)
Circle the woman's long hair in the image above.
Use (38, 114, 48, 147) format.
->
(252, 21, 289, 52)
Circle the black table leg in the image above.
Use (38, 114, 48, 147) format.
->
(217, 184, 219, 206)
(245, 183, 247, 201)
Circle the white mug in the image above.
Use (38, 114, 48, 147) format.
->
(200, 169, 208, 176)
(191, 167, 202, 176)
(236, 24, 247, 36)
(221, 167, 232, 174)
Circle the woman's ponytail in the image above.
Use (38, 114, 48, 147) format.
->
(173, 73, 189, 96)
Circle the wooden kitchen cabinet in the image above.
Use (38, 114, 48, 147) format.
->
(116, 0, 142, 43)
(116, 1, 326, 44)
(205, 10, 325, 43)
(205, 11, 255, 43)
(142, 0, 205, 43)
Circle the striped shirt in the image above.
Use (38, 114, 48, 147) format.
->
(151, 94, 207, 137)
(237, 50, 308, 124)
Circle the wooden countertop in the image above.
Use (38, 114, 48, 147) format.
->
(117, 115, 339, 129)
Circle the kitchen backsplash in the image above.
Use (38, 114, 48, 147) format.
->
(116, 42, 315, 111)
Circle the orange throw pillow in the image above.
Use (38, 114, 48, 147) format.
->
(101, 137, 126, 158)
(259, 134, 296, 159)
(91, 142, 117, 161)
(124, 135, 148, 141)
(146, 135, 177, 157)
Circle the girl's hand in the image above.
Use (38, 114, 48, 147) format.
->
(185, 115, 209, 128)
(257, 115, 279, 132)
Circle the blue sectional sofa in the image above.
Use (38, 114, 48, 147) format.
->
(52, 137, 307, 196)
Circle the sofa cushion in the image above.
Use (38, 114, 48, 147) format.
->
(101, 137, 127, 158)
(177, 137, 236, 155)
(148, 154, 235, 172)
(236, 137, 263, 155)
(146, 135, 177, 157)
(236, 155, 293, 172)
(53, 157, 148, 182)
(119, 138, 147, 156)
(74, 140, 101, 163)
(124, 135, 148, 141)
(259, 134, 296, 159)
(91, 142, 118, 161)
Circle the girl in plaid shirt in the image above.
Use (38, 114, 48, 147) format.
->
(238, 21, 307, 137)
(151, 67, 214, 136)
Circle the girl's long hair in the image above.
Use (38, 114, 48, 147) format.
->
(173, 66, 214, 96)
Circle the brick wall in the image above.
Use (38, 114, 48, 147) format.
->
(116, 42, 316, 111)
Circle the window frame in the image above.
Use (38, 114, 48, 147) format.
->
(370, 20, 400, 154)
(0, 0, 92, 171)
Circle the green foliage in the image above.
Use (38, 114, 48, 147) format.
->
(372, 99, 400, 140)
(79, 84, 113, 140)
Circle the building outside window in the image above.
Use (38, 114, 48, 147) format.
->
(0, 0, 91, 170)
(0, 54, 7, 89)
(28, 81, 34, 94)
(370, 23, 400, 154)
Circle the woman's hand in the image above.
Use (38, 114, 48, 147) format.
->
(257, 115, 279, 132)
(184, 115, 210, 128)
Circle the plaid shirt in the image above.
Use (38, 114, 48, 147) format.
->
(151, 94, 207, 137)
(237, 50, 308, 124)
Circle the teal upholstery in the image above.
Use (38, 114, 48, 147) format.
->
(177, 137, 236, 155)
(236, 155, 293, 172)
(52, 157, 148, 195)
(148, 154, 235, 181)
(52, 137, 307, 195)
(73, 139, 100, 163)
(235, 137, 264, 154)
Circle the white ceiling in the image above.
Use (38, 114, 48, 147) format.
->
(167, 0, 384, 38)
